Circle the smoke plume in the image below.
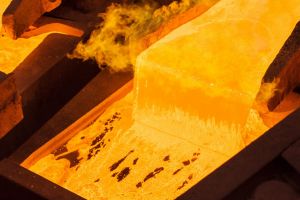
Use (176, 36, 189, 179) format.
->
(69, 0, 218, 72)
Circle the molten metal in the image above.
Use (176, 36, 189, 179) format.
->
(28, 0, 300, 199)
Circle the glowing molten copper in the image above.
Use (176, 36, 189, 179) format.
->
(0, 0, 83, 74)
(27, 0, 300, 199)
(0, 1, 49, 73)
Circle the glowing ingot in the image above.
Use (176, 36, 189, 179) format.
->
(134, 0, 300, 153)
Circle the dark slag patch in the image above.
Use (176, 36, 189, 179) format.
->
(91, 133, 106, 146)
(52, 145, 68, 156)
(177, 180, 188, 190)
(87, 112, 122, 160)
(109, 150, 134, 171)
(144, 167, 164, 182)
(117, 167, 130, 182)
(193, 152, 200, 156)
(112, 172, 118, 177)
(136, 182, 142, 188)
(173, 167, 183, 175)
(163, 155, 170, 161)
(133, 158, 139, 165)
(56, 150, 82, 168)
(182, 160, 190, 166)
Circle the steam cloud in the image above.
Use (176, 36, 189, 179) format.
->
(69, 0, 217, 72)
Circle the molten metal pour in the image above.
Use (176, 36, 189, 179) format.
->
(17, 0, 300, 199)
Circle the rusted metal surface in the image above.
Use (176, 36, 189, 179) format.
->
(2, 0, 62, 39)
(0, 75, 23, 138)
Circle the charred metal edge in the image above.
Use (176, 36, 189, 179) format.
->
(0, 158, 84, 200)
(178, 109, 300, 200)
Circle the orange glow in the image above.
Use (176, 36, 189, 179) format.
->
(0, 1, 50, 74)
(0, 33, 52, 74)
(0, 1, 83, 74)
(134, 0, 300, 133)
(27, 0, 300, 199)
(70, 0, 219, 72)
(28, 92, 267, 200)
(0, 0, 11, 26)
